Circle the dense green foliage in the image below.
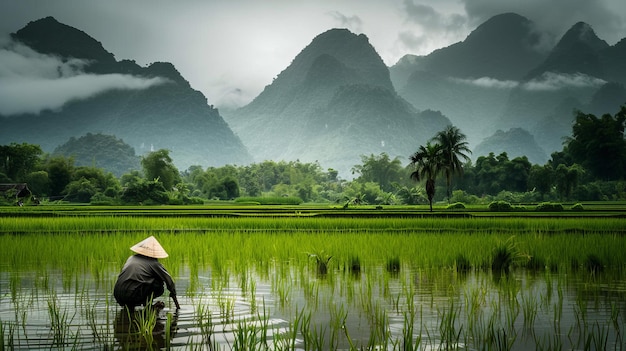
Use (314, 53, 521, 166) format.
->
(1, 108, 624, 205)
(53, 133, 140, 177)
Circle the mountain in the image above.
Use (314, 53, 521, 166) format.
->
(472, 128, 547, 165)
(0, 17, 252, 171)
(411, 13, 547, 80)
(495, 21, 625, 148)
(525, 22, 609, 79)
(225, 28, 450, 177)
(391, 13, 626, 163)
(53, 133, 141, 177)
(390, 13, 549, 150)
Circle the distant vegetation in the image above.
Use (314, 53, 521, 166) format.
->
(1, 107, 624, 206)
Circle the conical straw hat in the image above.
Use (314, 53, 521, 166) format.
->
(130, 236, 168, 258)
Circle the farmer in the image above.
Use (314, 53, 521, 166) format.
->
(114, 236, 180, 310)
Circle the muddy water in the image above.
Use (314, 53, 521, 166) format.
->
(1, 264, 625, 350)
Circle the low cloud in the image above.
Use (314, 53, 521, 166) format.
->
(522, 72, 606, 91)
(0, 36, 167, 116)
(451, 76, 519, 89)
(450, 72, 606, 91)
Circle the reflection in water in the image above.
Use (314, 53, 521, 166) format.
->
(113, 307, 178, 350)
(1, 265, 626, 350)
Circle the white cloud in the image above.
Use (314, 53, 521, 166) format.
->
(451, 76, 519, 89)
(522, 72, 606, 91)
(0, 36, 168, 116)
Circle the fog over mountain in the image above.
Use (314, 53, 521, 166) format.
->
(0, 17, 252, 171)
(224, 28, 450, 176)
(1, 13, 625, 177)
(390, 13, 626, 164)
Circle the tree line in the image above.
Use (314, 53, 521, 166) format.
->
(1, 107, 624, 206)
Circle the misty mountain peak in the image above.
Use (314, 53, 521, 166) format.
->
(398, 12, 547, 81)
(527, 21, 609, 79)
(12, 16, 116, 63)
(558, 22, 609, 52)
(276, 28, 393, 91)
(465, 12, 535, 46)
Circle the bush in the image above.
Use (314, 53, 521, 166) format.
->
(571, 203, 584, 211)
(446, 202, 466, 210)
(449, 190, 479, 205)
(489, 201, 512, 212)
(235, 196, 303, 205)
(535, 202, 564, 212)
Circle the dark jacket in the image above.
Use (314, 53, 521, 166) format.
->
(113, 254, 176, 306)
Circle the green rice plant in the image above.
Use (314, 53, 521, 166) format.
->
(308, 250, 332, 276)
(232, 310, 270, 351)
(164, 312, 173, 349)
(491, 237, 528, 274)
(584, 254, 604, 273)
(492, 327, 515, 351)
(348, 255, 361, 276)
(520, 291, 538, 334)
(402, 305, 422, 351)
(133, 306, 158, 349)
(386, 257, 401, 274)
(195, 304, 215, 347)
(525, 253, 546, 272)
(584, 322, 609, 351)
(454, 254, 471, 273)
(0, 321, 16, 350)
(438, 298, 462, 350)
(47, 293, 74, 347)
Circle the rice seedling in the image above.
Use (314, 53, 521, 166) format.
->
(2, 208, 626, 350)
(584, 254, 604, 273)
(307, 250, 332, 276)
(454, 253, 471, 273)
(438, 298, 462, 349)
(520, 291, 538, 334)
(47, 293, 75, 346)
(133, 306, 158, 349)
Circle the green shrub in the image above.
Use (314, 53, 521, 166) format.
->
(446, 202, 466, 210)
(571, 203, 584, 211)
(535, 202, 563, 212)
(489, 201, 512, 212)
(235, 196, 303, 205)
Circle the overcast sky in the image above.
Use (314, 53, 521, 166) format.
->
(1, 0, 625, 111)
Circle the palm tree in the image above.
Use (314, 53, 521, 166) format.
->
(409, 142, 442, 212)
(432, 125, 471, 202)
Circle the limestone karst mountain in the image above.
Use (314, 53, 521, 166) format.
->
(0, 17, 252, 172)
(390, 13, 626, 162)
(225, 28, 450, 177)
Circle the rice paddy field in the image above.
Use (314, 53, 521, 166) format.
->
(1, 203, 626, 350)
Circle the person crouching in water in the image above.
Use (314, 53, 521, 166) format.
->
(114, 236, 180, 310)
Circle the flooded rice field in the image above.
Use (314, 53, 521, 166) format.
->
(2, 214, 626, 349)
(2, 262, 625, 350)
